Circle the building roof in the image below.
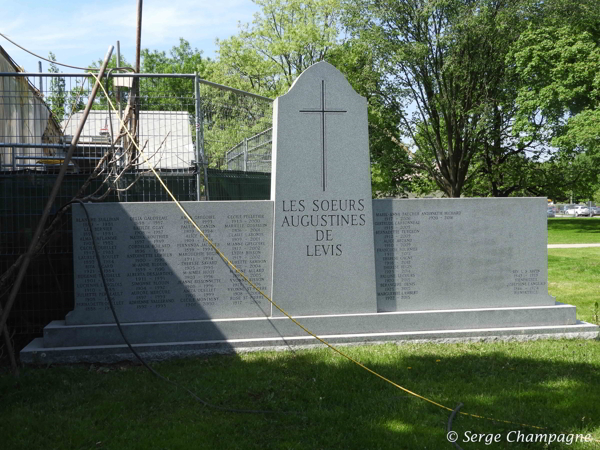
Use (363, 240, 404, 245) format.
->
(0, 45, 63, 171)
(0, 45, 24, 72)
(62, 110, 196, 170)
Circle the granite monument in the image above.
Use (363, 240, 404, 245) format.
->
(21, 62, 597, 363)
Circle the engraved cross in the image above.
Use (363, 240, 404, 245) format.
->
(299, 80, 346, 191)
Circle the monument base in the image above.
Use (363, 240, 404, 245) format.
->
(20, 303, 599, 364)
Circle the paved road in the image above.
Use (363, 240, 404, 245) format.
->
(547, 243, 600, 248)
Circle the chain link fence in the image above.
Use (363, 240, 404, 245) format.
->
(0, 69, 273, 353)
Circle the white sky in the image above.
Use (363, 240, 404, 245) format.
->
(1, 0, 261, 73)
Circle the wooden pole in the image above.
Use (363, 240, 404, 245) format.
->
(131, 0, 143, 152)
(0, 46, 114, 340)
(0, 303, 18, 375)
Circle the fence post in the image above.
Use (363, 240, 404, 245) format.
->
(194, 73, 209, 200)
(38, 61, 42, 92)
(243, 138, 248, 172)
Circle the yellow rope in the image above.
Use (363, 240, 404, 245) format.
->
(88, 72, 586, 434)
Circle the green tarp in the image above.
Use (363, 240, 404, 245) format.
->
(207, 168, 271, 201)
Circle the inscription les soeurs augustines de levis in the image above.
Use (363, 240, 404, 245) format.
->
(281, 198, 366, 257)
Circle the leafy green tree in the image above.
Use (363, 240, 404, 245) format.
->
(216, 0, 341, 97)
(142, 38, 208, 74)
(200, 90, 273, 169)
(140, 38, 212, 112)
(47, 53, 87, 124)
(564, 154, 600, 203)
(503, 0, 600, 201)
(593, 185, 600, 204)
(66, 81, 86, 117)
(510, 11, 600, 157)
(47, 52, 66, 121)
(342, 0, 546, 197)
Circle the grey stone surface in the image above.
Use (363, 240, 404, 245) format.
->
(21, 319, 599, 364)
(271, 61, 377, 316)
(43, 303, 578, 348)
(69, 201, 273, 324)
(373, 198, 555, 312)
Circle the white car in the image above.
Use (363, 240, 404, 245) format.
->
(566, 205, 590, 216)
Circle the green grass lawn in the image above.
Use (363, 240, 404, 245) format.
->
(1, 223, 599, 449)
(1, 340, 599, 450)
(548, 248, 600, 324)
(548, 218, 600, 245)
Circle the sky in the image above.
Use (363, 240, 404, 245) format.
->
(1, 0, 261, 73)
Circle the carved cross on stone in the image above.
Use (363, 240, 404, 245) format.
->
(299, 80, 346, 191)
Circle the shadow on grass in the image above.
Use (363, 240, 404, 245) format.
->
(2, 341, 600, 449)
(548, 218, 600, 234)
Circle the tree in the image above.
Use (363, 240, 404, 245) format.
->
(47, 52, 66, 121)
(47, 53, 90, 126)
(501, 0, 600, 201)
(343, 0, 547, 197)
(140, 38, 212, 112)
(216, 0, 341, 97)
(510, 6, 600, 158)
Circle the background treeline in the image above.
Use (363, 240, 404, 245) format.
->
(84, 0, 600, 201)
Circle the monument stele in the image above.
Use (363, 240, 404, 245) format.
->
(271, 61, 376, 316)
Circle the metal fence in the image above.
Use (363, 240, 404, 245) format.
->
(0, 70, 273, 353)
(225, 127, 272, 172)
